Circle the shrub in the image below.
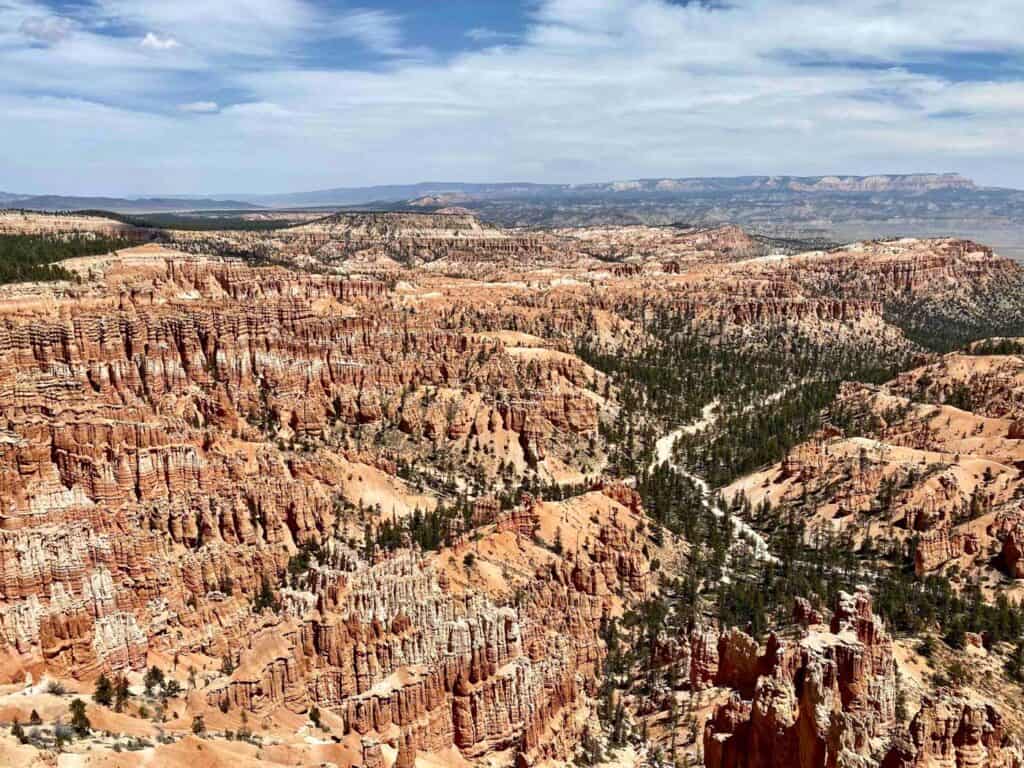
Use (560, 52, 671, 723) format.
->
(917, 635, 936, 659)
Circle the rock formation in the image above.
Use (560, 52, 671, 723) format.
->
(2, 223, 1024, 768)
(883, 695, 1024, 768)
(704, 588, 897, 768)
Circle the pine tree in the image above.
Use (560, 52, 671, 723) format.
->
(69, 698, 91, 736)
(93, 673, 114, 706)
(144, 666, 164, 696)
(254, 577, 278, 612)
(114, 675, 130, 712)
(611, 701, 628, 745)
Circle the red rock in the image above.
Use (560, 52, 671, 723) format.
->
(1001, 525, 1024, 579)
(793, 597, 824, 627)
(883, 694, 1023, 768)
(705, 587, 897, 768)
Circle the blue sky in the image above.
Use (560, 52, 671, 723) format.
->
(2, 0, 1023, 195)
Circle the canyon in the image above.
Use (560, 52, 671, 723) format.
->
(1, 209, 1024, 768)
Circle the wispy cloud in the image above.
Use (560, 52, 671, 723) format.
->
(179, 100, 218, 113)
(336, 8, 403, 54)
(19, 15, 74, 45)
(466, 27, 518, 43)
(1, 0, 1023, 194)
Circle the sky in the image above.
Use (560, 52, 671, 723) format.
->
(1, 0, 1023, 196)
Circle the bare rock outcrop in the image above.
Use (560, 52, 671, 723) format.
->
(1001, 525, 1024, 579)
(883, 694, 1024, 768)
(704, 587, 897, 768)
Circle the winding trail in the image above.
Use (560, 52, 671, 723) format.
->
(649, 396, 779, 563)
(649, 400, 720, 474)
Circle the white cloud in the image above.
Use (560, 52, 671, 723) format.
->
(1, 0, 1024, 193)
(179, 100, 219, 113)
(0, 1, 204, 107)
(140, 32, 181, 50)
(98, 0, 345, 57)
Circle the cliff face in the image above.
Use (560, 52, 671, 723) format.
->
(781, 239, 1006, 299)
(0, 245, 647, 768)
(550, 223, 764, 264)
(0, 210, 144, 238)
(0, 250, 609, 684)
(671, 296, 883, 327)
(2, 226, 1024, 768)
(702, 588, 1024, 768)
(704, 588, 897, 768)
(883, 695, 1023, 768)
(201, 492, 659, 767)
(164, 212, 552, 271)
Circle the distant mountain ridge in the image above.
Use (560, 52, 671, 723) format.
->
(0, 173, 997, 212)
(237, 173, 981, 207)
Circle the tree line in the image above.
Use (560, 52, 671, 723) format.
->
(0, 233, 133, 285)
